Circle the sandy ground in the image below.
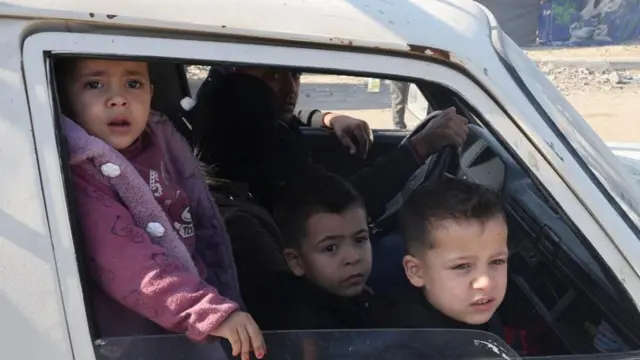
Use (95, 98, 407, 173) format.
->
(525, 44, 640, 61)
(525, 45, 640, 143)
(567, 93, 640, 142)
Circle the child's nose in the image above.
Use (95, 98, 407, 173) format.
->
(471, 274, 491, 290)
(343, 248, 362, 265)
(107, 92, 128, 108)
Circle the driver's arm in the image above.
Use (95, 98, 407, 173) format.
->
(295, 109, 325, 128)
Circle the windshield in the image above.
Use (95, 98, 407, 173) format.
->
(92, 329, 520, 359)
(498, 32, 640, 235)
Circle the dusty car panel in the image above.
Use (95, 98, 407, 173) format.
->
(0, 0, 491, 53)
(0, 0, 502, 86)
(0, 19, 76, 360)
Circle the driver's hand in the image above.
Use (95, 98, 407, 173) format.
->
(323, 112, 374, 158)
(210, 311, 266, 360)
(409, 107, 468, 160)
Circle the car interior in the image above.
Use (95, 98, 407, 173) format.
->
(51, 57, 640, 358)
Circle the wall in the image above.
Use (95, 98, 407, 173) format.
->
(539, 0, 640, 45)
(476, 0, 543, 46)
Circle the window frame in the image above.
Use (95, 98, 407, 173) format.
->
(21, 30, 640, 358)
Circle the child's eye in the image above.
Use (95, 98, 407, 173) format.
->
(323, 244, 337, 253)
(451, 263, 471, 270)
(355, 236, 370, 244)
(84, 81, 103, 89)
(127, 80, 143, 89)
(490, 259, 507, 266)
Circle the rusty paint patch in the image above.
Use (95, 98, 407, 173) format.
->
(407, 44, 451, 60)
(106, 14, 117, 19)
(329, 37, 353, 46)
(89, 12, 95, 18)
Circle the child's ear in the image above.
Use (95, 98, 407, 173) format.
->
(284, 248, 305, 277)
(403, 255, 426, 287)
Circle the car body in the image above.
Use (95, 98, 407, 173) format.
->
(2, 0, 640, 359)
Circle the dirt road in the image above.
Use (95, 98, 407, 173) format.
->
(527, 45, 640, 142)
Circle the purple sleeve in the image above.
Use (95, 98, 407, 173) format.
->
(72, 167, 239, 341)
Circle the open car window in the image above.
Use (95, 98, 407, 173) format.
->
(186, 66, 430, 130)
(93, 329, 520, 360)
(297, 76, 427, 130)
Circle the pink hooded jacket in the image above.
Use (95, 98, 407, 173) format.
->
(64, 111, 243, 342)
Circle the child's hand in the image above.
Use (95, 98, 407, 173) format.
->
(211, 311, 266, 360)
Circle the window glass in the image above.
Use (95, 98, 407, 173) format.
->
(93, 329, 520, 360)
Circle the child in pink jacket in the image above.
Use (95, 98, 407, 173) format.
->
(57, 58, 265, 360)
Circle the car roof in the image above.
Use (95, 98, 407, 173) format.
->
(0, 0, 494, 63)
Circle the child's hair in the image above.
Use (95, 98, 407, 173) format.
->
(273, 172, 366, 249)
(399, 178, 504, 253)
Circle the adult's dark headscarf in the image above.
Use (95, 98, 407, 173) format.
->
(189, 70, 300, 208)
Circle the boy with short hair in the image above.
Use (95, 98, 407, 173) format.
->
(268, 172, 374, 330)
(373, 178, 508, 334)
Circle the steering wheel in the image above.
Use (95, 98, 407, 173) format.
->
(375, 111, 460, 229)
(400, 110, 460, 184)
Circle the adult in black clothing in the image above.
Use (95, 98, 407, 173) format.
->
(199, 66, 469, 219)
(190, 73, 289, 313)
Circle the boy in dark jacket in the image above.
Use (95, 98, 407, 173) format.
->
(267, 172, 374, 331)
(373, 178, 508, 335)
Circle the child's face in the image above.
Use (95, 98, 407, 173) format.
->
(65, 59, 153, 150)
(403, 216, 508, 325)
(285, 206, 372, 297)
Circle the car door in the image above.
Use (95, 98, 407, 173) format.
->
(21, 29, 640, 359)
